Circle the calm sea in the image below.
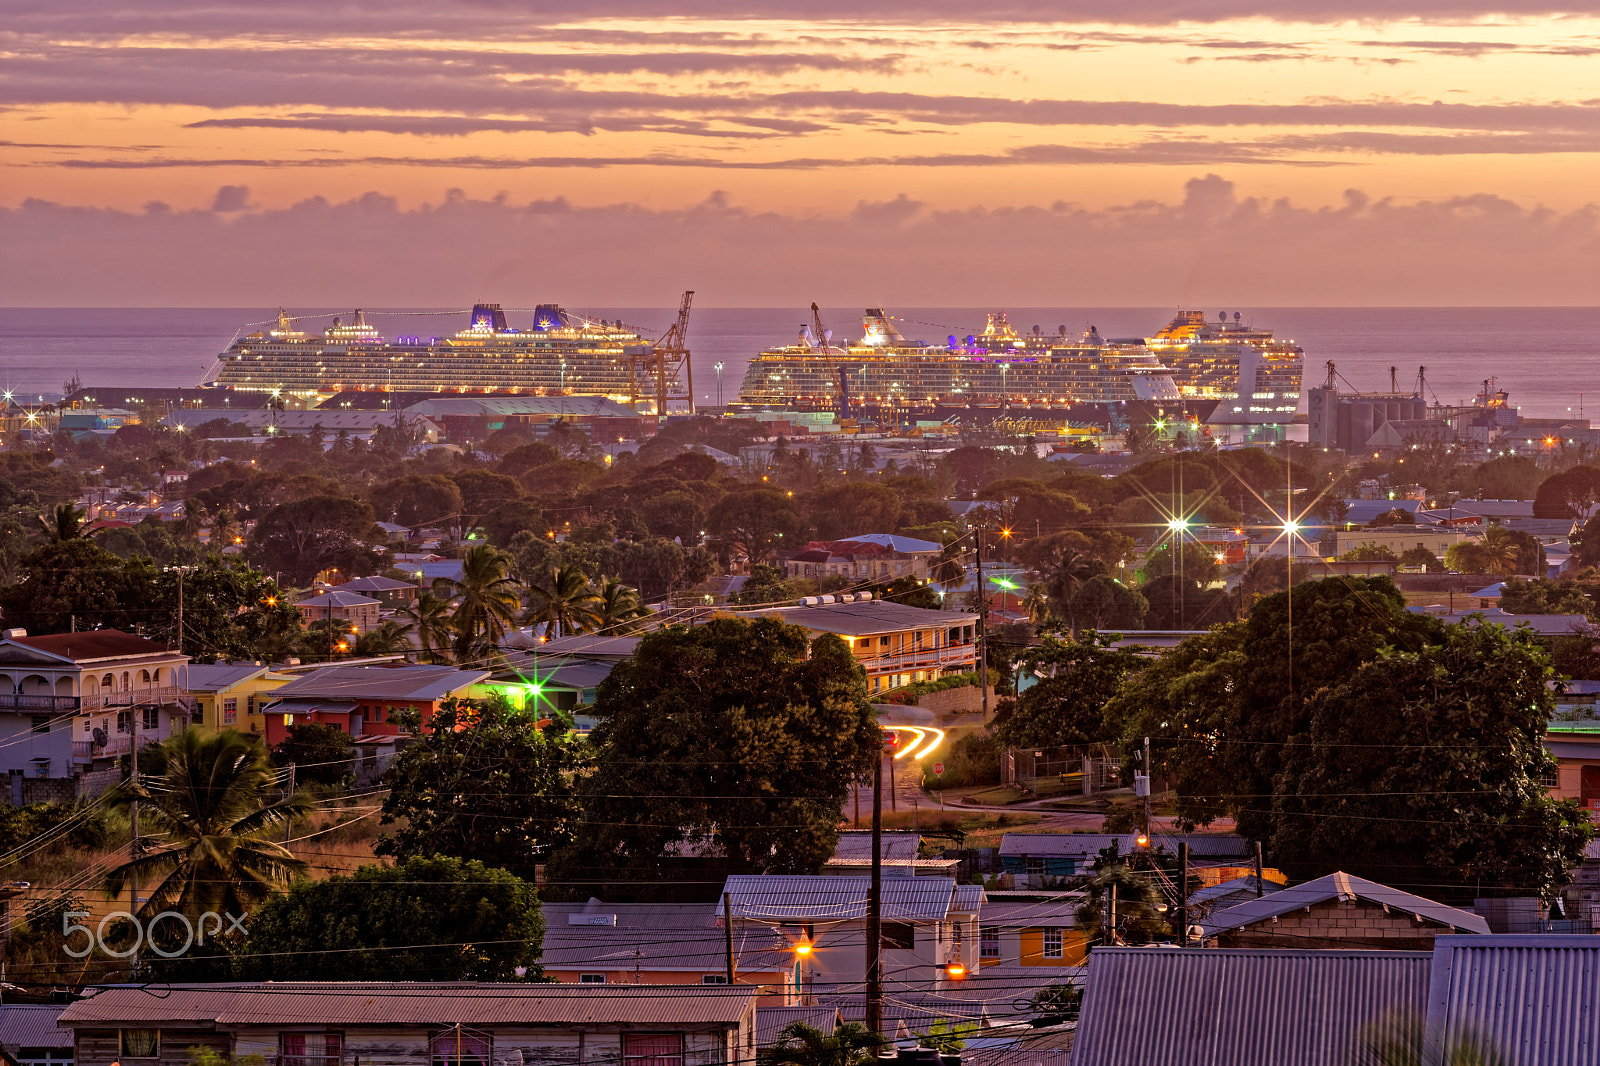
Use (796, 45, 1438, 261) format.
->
(1, 306, 1597, 419)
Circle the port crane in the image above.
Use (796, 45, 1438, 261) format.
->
(806, 302, 854, 421)
(632, 291, 695, 421)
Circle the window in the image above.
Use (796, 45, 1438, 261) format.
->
(116, 710, 132, 734)
(1026, 857, 1045, 877)
(223, 698, 238, 725)
(15, 1048, 71, 1066)
(980, 927, 1000, 959)
(30, 716, 49, 735)
(881, 922, 915, 950)
(281, 1034, 342, 1066)
(701, 974, 728, 984)
(1043, 929, 1063, 959)
(142, 706, 159, 731)
(950, 922, 963, 950)
(246, 695, 256, 716)
(120, 1031, 159, 1058)
(430, 1030, 491, 1066)
(623, 1035, 684, 1066)
(579, 973, 607, 984)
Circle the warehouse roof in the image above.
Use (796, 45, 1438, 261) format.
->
(1424, 935, 1600, 1065)
(269, 664, 489, 702)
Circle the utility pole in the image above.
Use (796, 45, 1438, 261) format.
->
(175, 568, 184, 655)
(282, 762, 297, 844)
(1141, 736, 1153, 837)
(1254, 841, 1265, 897)
(723, 891, 735, 986)
(866, 744, 884, 1041)
(975, 525, 988, 719)
(1177, 842, 1189, 948)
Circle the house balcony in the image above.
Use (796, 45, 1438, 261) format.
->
(855, 645, 978, 675)
(0, 686, 188, 715)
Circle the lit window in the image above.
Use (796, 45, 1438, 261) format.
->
(1043, 929, 1063, 959)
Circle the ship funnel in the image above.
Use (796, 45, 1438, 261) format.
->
(470, 303, 509, 332)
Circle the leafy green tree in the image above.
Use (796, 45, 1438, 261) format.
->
(560, 618, 879, 885)
(732, 563, 796, 606)
(273, 723, 355, 786)
(1108, 577, 1438, 835)
(1500, 578, 1591, 616)
(807, 483, 902, 540)
(1269, 621, 1593, 896)
(139, 559, 301, 662)
(995, 633, 1144, 749)
(1025, 983, 1084, 1025)
(1064, 575, 1147, 632)
(437, 544, 522, 661)
(0, 539, 136, 633)
(451, 469, 525, 531)
(479, 499, 546, 548)
(373, 474, 464, 528)
(234, 855, 543, 981)
(376, 697, 584, 879)
(1340, 543, 1398, 561)
(1366, 508, 1415, 527)
(103, 728, 309, 922)
(768, 1022, 886, 1066)
(249, 495, 380, 584)
(354, 619, 414, 657)
(1398, 546, 1445, 572)
(638, 489, 707, 545)
(1074, 865, 1167, 945)
(1533, 464, 1600, 519)
(524, 563, 601, 637)
(708, 488, 804, 564)
(1140, 574, 1234, 630)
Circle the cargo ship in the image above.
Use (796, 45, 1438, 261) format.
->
(202, 304, 688, 411)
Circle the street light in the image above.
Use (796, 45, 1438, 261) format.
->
(714, 362, 724, 411)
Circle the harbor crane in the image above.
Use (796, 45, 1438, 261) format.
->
(632, 291, 695, 421)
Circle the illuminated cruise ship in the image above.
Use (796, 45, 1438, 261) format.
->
(736, 308, 1184, 413)
(1145, 310, 1304, 425)
(204, 304, 679, 408)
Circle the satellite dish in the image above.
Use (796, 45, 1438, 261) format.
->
(92, 727, 108, 747)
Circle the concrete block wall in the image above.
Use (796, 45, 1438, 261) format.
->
(1218, 898, 1449, 952)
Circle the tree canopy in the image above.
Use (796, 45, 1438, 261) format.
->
(558, 618, 879, 889)
(235, 855, 543, 981)
(995, 633, 1144, 749)
(376, 697, 584, 880)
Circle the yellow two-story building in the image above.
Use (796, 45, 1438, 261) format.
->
(757, 594, 978, 694)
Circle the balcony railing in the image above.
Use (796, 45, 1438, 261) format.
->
(0, 686, 187, 716)
(0, 694, 78, 712)
(859, 646, 978, 673)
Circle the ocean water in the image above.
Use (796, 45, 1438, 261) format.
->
(0, 306, 1597, 419)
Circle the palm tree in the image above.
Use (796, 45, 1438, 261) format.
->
(524, 563, 601, 639)
(768, 1022, 885, 1066)
(36, 502, 85, 543)
(103, 728, 310, 923)
(1478, 526, 1522, 575)
(931, 543, 967, 593)
(593, 576, 650, 633)
(402, 590, 455, 664)
(436, 544, 523, 662)
(355, 619, 413, 657)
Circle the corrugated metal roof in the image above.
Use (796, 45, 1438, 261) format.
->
(1200, 871, 1489, 937)
(295, 590, 381, 609)
(832, 831, 923, 863)
(1187, 875, 1286, 907)
(59, 984, 755, 1028)
(999, 833, 1251, 860)
(539, 902, 794, 973)
(979, 900, 1080, 927)
(758, 600, 976, 637)
(753, 1006, 842, 1048)
(269, 665, 489, 702)
(721, 875, 956, 922)
(1070, 948, 1429, 1066)
(952, 884, 985, 913)
(0, 1004, 70, 1047)
(183, 663, 270, 691)
(1424, 935, 1600, 1065)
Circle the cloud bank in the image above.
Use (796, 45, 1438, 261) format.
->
(6, 177, 1597, 307)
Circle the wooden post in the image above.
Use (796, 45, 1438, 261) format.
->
(1254, 841, 1265, 897)
(866, 748, 883, 1039)
(723, 892, 735, 986)
(1177, 842, 1189, 948)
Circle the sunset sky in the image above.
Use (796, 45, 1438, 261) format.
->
(5, 1, 1600, 305)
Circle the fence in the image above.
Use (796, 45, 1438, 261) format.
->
(1004, 744, 1121, 798)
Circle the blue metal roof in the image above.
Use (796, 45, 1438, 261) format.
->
(1424, 935, 1600, 1065)
(1071, 948, 1430, 1066)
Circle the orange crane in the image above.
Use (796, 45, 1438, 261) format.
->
(632, 291, 695, 421)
